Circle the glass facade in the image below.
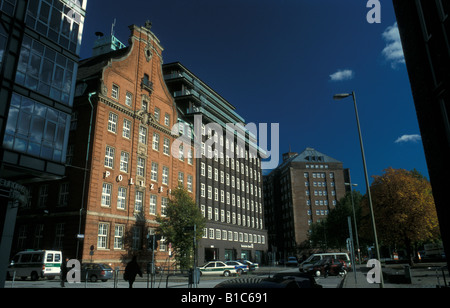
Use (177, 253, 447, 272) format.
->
(3, 93, 70, 163)
(25, 0, 85, 54)
(15, 35, 77, 106)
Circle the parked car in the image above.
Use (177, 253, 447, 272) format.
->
(286, 257, 298, 266)
(81, 263, 113, 282)
(299, 253, 351, 272)
(225, 261, 249, 274)
(237, 259, 259, 271)
(307, 258, 347, 278)
(7, 250, 62, 281)
(198, 261, 237, 277)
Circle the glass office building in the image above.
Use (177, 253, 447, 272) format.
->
(0, 0, 87, 287)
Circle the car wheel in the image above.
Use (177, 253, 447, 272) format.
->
(223, 271, 230, 277)
(30, 272, 39, 281)
(90, 275, 97, 282)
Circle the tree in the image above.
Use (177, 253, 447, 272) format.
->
(360, 168, 440, 263)
(156, 186, 205, 270)
(309, 191, 363, 251)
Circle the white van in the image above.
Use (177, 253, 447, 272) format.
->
(299, 253, 351, 272)
(7, 250, 62, 281)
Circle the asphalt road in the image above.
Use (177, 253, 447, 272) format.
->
(3, 267, 343, 288)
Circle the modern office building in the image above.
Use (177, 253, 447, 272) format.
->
(9, 23, 195, 268)
(163, 62, 268, 264)
(263, 148, 346, 260)
(393, 0, 450, 270)
(0, 0, 87, 285)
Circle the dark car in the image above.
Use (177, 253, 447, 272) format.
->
(308, 258, 347, 278)
(81, 263, 113, 282)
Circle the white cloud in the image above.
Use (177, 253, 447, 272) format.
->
(395, 134, 421, 144)
(382, 22, 405, 69)
(329, 69, 354, 82)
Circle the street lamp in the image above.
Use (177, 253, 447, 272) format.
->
(345, 182, 361, 265)
(334, 91, 384, 288)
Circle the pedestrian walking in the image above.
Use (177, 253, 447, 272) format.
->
(124, 256, 142, 288)
(60, 257, 69, 287)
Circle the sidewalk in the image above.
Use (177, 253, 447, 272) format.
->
(342, 263, 447, 288)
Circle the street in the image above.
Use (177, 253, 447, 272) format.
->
(3, 267, 344, 289)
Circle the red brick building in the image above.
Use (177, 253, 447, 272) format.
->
(11, 23, 195, 268)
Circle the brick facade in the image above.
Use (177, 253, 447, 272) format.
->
(11, 24, 195, 269)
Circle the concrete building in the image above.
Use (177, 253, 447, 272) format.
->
(263, 148, 346, 260)
(393, 0, 450, 271)
(163, 62, 268, 264)
(0, 0, 87, 286)
(10, 23, 195, 268)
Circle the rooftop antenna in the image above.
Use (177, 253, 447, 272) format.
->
(111, 18, 116, 37)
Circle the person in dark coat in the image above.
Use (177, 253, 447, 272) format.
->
(124, 256, 142, 288)
(60, 258, 69, 287)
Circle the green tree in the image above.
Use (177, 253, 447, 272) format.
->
(309, 191, 363, 250)
(156, 186, 205, 270)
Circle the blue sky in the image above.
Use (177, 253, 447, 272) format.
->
(79, 0, 428, 193)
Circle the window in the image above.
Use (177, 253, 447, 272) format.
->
(208, 186, 212, 199)
(161, 197, 168, 216)
(152, 133, 160, 151)
(179, 144, 184, 161)
(101, 183, 112, 207)
(188, 148, 193, 165)
(111, 84, 119, 100)
(117, 187, 127, 210)
(114, 225, 124, 249)
(97, 223, 109, 249)
(178, 172, 184, 186)
(125, 92, 132, 106)
(201, 163, 205, 176)
(123, 119, 131, 139)
(162, 166, 169, 185)
(3, 93, 70, 163)
(135, 191, 144, 212)
(164, 113, 170, 126)
(151, 162, 158, 182)
(24, 0, 84, 54)
(120, 151, 129, 172)
(163, 138, 170, 155)
(132, 226, 141, 250)
(58, 183, 69, 207)
(139, 126, 147, 144)
(154, 108, 160, 122)
(149, 195, 157, 215)
(38, 185, 49, 208)
(104, 146, 115, 168)
(15, 35, 77, 105)
(187, 175, 193, 192)
(201, 184, 205, 197)
(137, 157, 146, 177)
(55, 223, 65, 249)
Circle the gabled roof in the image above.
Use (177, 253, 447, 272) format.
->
(265, 147, 342, 177)
(293, 147, 342, 164)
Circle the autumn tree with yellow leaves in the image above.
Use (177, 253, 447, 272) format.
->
(360, 168, 440, 263)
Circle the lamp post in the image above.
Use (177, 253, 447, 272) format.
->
(334, 91, 384, 287)
(345, 182, 361, 265)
